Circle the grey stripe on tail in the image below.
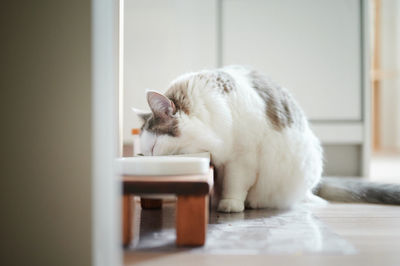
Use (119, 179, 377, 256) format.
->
(314, 177, 400, 205)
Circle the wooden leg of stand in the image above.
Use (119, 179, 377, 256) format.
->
(176, 195, 208, 246)
(122, 194, 133, 247)
(141, 198, 162, 209)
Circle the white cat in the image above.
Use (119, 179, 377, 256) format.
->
(133, 65, 400, 212)
(133, 65, 322, 212)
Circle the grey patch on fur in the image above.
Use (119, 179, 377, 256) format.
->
(165, 70, 236, 116)
(165, 80, 191, 115)
(197, 71, 236, 94)
(215, 71, 236, 93)
(249, 70, 302, 130)
(314, 177, 400, 205)
(141, 114, 180, 137)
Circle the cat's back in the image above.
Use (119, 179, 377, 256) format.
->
(166, 66, 244, 98)
(164, 67, 246, 118)
(165, 65, 306, 132)
(165, 65, 259, 109)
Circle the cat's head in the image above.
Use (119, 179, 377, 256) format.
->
(133, 90, 205, 156)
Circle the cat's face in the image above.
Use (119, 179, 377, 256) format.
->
(134, 91, 203, 156)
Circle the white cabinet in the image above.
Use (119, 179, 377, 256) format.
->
(222, 0, 362, 121)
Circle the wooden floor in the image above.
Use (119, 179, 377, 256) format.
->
(125, 154, 400, 265)
(124, 202, 400, 266)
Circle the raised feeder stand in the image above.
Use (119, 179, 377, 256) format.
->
(122, 167, 213, 247)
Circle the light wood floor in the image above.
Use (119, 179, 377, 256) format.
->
(125, 154, 400, 265)
(124, 202, 400, 266)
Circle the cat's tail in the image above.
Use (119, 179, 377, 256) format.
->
(314, 177, 400, 205)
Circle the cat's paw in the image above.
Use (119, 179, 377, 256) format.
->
(217, 199, 244, 213)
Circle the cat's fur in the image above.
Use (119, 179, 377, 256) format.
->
(133, 65, 400, 212)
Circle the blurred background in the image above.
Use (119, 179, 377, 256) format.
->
(370, 0, 400, 183)
(123, 0, 400, 179)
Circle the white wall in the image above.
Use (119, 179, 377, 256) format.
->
(123, 0, 217, 142)
(379, 0, 400, 150)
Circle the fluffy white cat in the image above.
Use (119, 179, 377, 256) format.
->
(134, 65, 322, 212)
(133, 65, 400, 212)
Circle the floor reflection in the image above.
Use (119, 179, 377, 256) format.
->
(128, 202, 355, 255)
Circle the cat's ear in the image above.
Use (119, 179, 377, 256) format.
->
(131, 107, 151, 122)
(146, 90, 176, 119)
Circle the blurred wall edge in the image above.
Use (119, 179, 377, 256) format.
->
(0, 1, 93, 265)
(379, 0, 400, 150)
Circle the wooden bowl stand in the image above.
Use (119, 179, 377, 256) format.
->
(122, 168, 213, 247)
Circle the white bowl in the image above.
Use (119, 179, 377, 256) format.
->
(115, 156, 210, 176)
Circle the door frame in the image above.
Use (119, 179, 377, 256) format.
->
(92, 0, 123, 265)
